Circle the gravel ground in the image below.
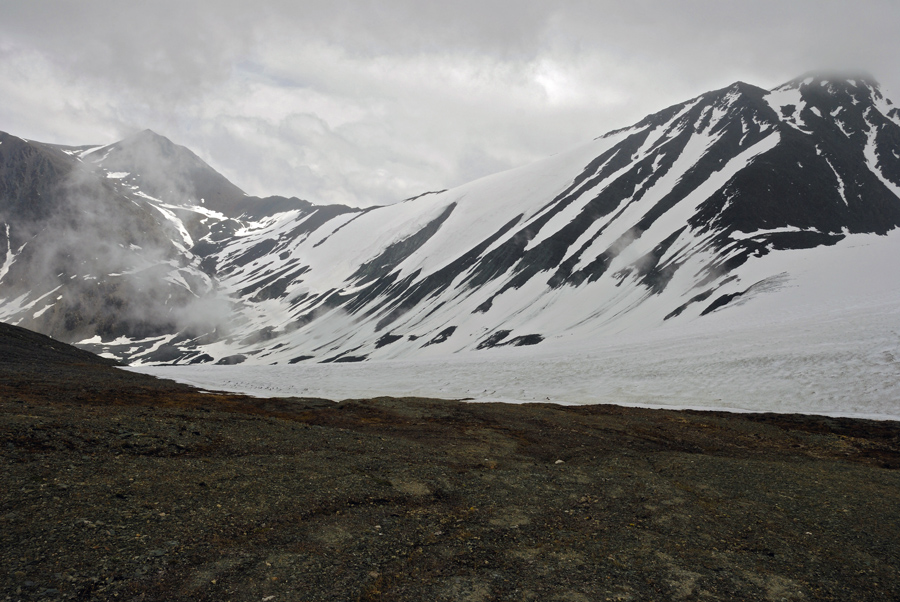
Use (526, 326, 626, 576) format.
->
(1, 323, 899, 601)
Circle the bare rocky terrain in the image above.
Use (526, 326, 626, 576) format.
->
(1, 322, 899, 601)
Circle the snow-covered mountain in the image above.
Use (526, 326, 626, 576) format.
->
(2, 74, 900, 367)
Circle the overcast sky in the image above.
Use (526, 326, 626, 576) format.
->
(2, 1, 899, 207)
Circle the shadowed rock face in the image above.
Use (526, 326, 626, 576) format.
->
(2, 74, 900, 365)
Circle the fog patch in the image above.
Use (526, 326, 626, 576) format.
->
(0, 147, 237, 346)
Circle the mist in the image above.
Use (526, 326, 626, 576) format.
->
(0, 134, 237, 346)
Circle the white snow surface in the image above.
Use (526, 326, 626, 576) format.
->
(0, 224, 17, 282)
(131, 230, 900, 420)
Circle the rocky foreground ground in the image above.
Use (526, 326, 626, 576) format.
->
(1, 323, 899, 601)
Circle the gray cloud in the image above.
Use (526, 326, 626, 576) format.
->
(2, 1, 899, 206)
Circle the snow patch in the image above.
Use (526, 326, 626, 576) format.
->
(863, 109, 900, 198)
(0, 224, 21, 282)
(823, 156, 848, 205)
(32, 303, 53, 319)
(729, 226, 810, 240)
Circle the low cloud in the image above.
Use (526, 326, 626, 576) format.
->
(0, 152, 235, 342)
(1, 2, 900, 207)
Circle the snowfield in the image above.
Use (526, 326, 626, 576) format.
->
(132, 229, 900, 421)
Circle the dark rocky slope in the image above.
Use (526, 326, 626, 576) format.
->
(1, 323, 899, 601)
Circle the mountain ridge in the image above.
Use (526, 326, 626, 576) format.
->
(1, 73, 899, 365)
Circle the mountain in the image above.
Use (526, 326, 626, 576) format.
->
(2, 73, 900, 365)
(0, 129, 314, 351)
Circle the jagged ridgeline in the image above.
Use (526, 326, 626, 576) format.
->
(1, 74, 899, 364)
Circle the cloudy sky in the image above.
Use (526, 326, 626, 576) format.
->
(2, 1, 899, 207)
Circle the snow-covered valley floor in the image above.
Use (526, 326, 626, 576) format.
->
(131, 301, 900, 421)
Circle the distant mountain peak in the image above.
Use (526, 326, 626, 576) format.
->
(129, 128, 166, 139)
(110, 128, 190, 158)
(80, 129, 249, 215)
(724, 80, 767, 94)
